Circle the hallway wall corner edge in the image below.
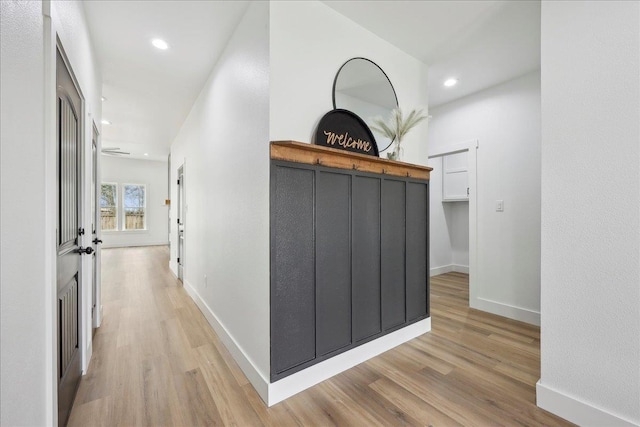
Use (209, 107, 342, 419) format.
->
(183, 280, 270, 402)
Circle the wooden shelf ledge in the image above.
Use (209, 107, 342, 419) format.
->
(270, 141, 432, 180)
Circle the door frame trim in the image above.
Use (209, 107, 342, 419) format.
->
(177, 163, 185, 281)
(56, 40, 86, 426)
(44, 10, 92, 419)
(91, 122, 102, 330)
(428, 139, 478, 308)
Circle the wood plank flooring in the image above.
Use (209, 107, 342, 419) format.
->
(68, 246, 572, 426)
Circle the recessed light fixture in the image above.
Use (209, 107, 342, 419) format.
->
(101, 119, 111, 125)
(151, 38, 169, 50)
(101, 96, 107, 102)
(444, 78, 458, 87)
(144, 153, 149, 156)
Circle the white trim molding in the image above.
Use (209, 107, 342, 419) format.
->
(428, 139, 478, 321)
(101, 241, 169, 249)
(536, 381, 639, 427)
(452, 264, 469, 274)
(430, 264, 469, 277)
(428, 139, 479, 158)
(430, 264, 454, 276)
(472, 297, 540, 326)
(184, 280, 431, 407)
(268, 318, 431, 406)
(183, 280, 270, 401)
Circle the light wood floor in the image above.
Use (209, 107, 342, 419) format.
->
(69, 246, 572, 426)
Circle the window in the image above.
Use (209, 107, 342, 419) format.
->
(100, 183, 117, 231)
(100, 183, 147, 231)
(124, 184, 146, 230)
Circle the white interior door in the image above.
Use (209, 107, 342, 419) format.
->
(177, 165, 185, 281)
(91, 125, 102, 330)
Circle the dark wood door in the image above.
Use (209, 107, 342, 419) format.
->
(56, 49, 82, 427)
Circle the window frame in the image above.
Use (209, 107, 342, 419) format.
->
(122, 183, 147, 231)
(100, 182, 118, 232)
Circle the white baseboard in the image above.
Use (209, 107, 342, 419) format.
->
(168, 262, 178, 280)
(183, 280, 431, 407)
(430, 264, 453, 276)
(101, 241, 169, 249)
(83, 340, 93, 374)
(472, 296, 540, 326)
(268, 318, 431, 406)
(182, 280, 270, 402)
(536, 381, 639, 427)
(430, 264, 469, 276)
(452, 264, 469, 274)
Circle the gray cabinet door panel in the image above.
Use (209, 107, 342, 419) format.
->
(316, 171, 352, 356)
(271, 161, 429, 381)
(272, 166, 316, 374)
(406, 182, 428, 321)
(381, 179, 406, 330)
(352, 176, 381, 342)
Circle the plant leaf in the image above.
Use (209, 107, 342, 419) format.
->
(370, 107, 429, 142)
(370, 117, 396, 139)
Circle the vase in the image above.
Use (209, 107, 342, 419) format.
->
(390, 139, 403, 161)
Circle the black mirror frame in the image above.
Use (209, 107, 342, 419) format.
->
(332, 57, 399, 152)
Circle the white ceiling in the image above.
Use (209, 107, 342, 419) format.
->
(323, 0, 541, 108)
(84, 1, 250, 161)
(84, 1, 540, 160)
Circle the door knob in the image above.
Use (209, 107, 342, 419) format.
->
(93, 238, 103, 244)
(77, 246, 94, 255)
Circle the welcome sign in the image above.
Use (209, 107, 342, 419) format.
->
(315, 109, 379, 157)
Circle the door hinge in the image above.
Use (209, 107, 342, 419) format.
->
(177, 179, 180, 185)
(177, 257, 180, 264)
(78, 227, 85, 236)
(177, 218, 180, 224)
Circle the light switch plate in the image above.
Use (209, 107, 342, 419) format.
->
(496, 200, 504, 212)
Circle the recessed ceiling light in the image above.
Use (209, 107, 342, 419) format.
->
(144, 153, 149, 156)
(444, 78, 458, 87)
(151, 38, 169, 50)
(101, 119, 111, 125)
(101, 96, 107, 102)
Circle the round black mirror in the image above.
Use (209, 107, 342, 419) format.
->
(332, 58, 398, 153)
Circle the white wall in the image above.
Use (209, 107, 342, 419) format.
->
(428, 71, 541, 325)
(267, 0, 431, 404)
(0, 1, 102, 425)
(270, 0, 430, 165)
(101, 156, 169, 248)
(538, 2, 640, 426)
(169, 0, 271, 397)
(1, 3, 48, 425)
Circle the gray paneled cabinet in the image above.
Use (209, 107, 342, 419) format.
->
(270, 142, 430, 382)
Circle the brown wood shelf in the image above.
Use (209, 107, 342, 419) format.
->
(270, 141, 432, 180)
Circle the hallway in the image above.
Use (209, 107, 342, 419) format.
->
(69, 246, 571, 426)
